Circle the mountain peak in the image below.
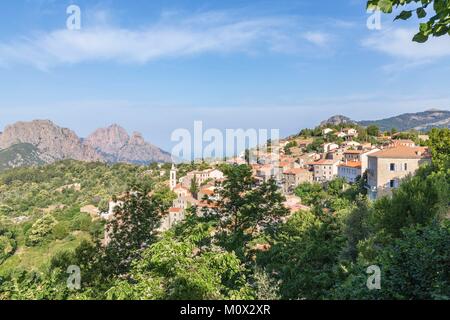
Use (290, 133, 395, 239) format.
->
(0, 120, 171, 170)
(320, 115, 356, 127)
(0, 119, 101, 163)
(85, 124, 170, 164)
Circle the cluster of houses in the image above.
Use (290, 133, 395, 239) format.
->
(241, 128, 431, 202)
(102, 127, 432, 235)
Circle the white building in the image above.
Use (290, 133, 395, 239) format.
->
(322, 128, 334, 136)
(338, 161, 362, 183)
(323, 143, 339, 153)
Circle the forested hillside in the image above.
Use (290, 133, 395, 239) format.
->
(0, 160, 173, 275)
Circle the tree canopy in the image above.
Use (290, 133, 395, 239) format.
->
(367, 0, 450, 42)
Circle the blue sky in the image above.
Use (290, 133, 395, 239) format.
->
(0, 0, 449, 150)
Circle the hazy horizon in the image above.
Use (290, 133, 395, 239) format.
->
(1, 0, 450, 150)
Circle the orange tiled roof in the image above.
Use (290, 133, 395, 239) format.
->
(197, 200, 218, 209)
(200, 188, 215, 195)
(338, 161, 362, 168)
(392, 139, 415, 144)
(308, 159, 340, 166)
(369, 146, 430, 159)
(174, 184, 189, 191)
(284, 168, 308, 175)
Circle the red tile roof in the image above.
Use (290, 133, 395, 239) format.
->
(284, 168, 309, 175)
(338, 161, 362, 168)
(369, 146, 430, 159)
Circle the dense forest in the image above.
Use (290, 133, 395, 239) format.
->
(0, 128, 448, 300)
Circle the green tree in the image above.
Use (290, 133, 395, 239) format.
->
(102, 188, 164, 275)
(372, 166, 449, 238)
(25, 214, 58, 246)
(106, 218, 252, 300)
(294, 182, 327, 206)
(245, 149, 251, 165)
(366, 125, 380, 137)
(367, 0, 450, 42)
(341, 195, 371, 261)
(0, 226, 16, 264)
(428, 128, 450, 174)
(335, 221, 450, 300)
(207, 165, 288, 258)
(259, 208, 345, 299)
(189, 175, 200, 199)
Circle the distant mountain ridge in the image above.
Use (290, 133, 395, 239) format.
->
(358, 109, 450, 131)
(320, 109, 450, 131)
(0, 120, 171, 171)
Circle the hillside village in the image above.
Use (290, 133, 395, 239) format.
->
(103, 122, 433, 233)
(0, 119, 448, 300)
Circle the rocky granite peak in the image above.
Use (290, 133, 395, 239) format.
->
(0, 120, 171, 169)
(85, 124, 130, 156)
(0, 120, 102, 163)
(85, 124, 171, 164)
(320, 115, 356, 127)
(129, 132, 146, 145)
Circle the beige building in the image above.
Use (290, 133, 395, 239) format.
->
(343, 150, 363, 162)
(309, 159, 341, 182)
(180, 168, 224, 189)
(366, 146, 431, 200)
(343, 148, 380, 173)
(283, 168, 313, 194)
(390, 139, 416, 148)
(159, 207, 186, 232)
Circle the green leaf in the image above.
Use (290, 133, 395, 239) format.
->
(395, 10, 413, 20)
(412, 32, 429, 43)
(416, 8, 427, 19)
(419, 22, 431, 33)
(434, 25, 449, 36)
(378, 0, 393, 13)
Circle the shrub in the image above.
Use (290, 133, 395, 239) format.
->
(70, 215, 93, 232)
(52, 222, 70, 240)
(0, 228, 17, 264)
(25, 214, 57, 246)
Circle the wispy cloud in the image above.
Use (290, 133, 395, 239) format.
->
(303, 31, 331, 47)
(0, 10, 332, 70)
(362, 27, 450, 61)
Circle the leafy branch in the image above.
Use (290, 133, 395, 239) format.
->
(367, 0, 450, 42)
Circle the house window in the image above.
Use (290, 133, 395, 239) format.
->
(390, 180, 395, 188)
(404, 163, 408, 171)
(390, 163, 395, 171)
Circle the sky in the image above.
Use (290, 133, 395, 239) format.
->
(0, 0, 449, 151)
